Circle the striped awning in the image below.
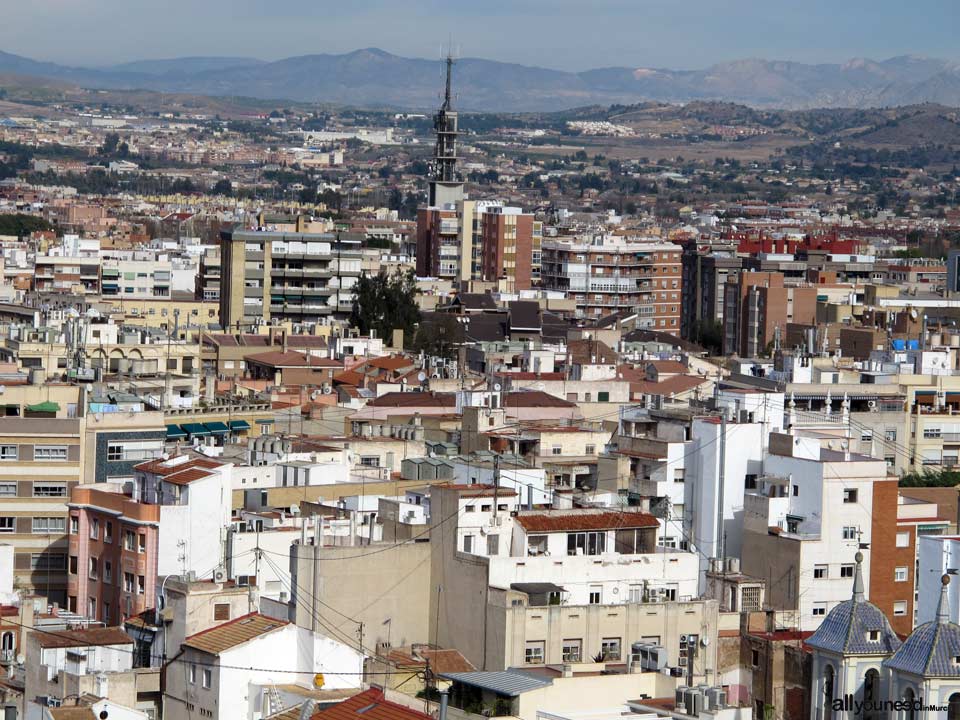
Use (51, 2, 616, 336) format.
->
(181, 423, 210, 436)
(203, 421, 230, 435)
(166, 424, 187, 439)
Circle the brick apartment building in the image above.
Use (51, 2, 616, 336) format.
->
(541, 234, 682, 331)
(416, 200, 540, 290)
(67, 485, 160, 623)
(722, 271, 818, 356)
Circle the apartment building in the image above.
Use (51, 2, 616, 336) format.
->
(741, 433, 910, 632)
(540, 234, 682, 331)
(429, 485, 711, 673)
(722, 271, 818, 356)
(1, 417, 84, 605)
(33, 255, 101, 295)
(679, 242, 742, 342)
(101, 258, 174, 299)
(219, 229, 362, 329)
(66, 485, 160, 622)
(23, 626, 137, 720)
(416, 200, 541, 290)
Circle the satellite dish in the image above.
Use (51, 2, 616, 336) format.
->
(700, 637, 710, 647)
(15, 654, 24, 665)
(493, 383, 502, 392)
(289, 504, 300, 515)
(417, 371, 427, 383)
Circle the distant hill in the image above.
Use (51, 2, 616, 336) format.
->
(1, 48, 960, 111)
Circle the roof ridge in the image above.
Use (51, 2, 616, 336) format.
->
(184, 611, 286, 643)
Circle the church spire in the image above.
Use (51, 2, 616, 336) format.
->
(852, 551, 865, 603)
(937, 573, 951, 624)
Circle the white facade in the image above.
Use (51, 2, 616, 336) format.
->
(917, 535, 960, 625)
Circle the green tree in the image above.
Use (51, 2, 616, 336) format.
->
(100, 132, 120, 155)
(411, 313, 464, 359)
(212, 179, 233, 196)
(350, 269, 421, 343)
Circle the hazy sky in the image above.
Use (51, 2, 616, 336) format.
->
(4, 0, 958, 70)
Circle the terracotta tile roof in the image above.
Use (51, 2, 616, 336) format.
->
(385, 647, 475, 674)
(312, 688, 432, 720)
(365, 356, 416, 371)
(333, 370, 365, 386)
(164, 467, 214, 485)
(368, 392, 455, 408)
(503, 391, 576, 409)
(515, 510, 659, 533)
(134, 456, 224, 476)
(184, 612, 288, 655)
(36, 626, 134, 649)
(647, 360, 687, 374)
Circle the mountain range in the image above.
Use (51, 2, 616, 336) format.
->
(1, 48, 960, 112)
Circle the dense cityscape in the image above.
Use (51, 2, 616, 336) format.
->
(0, 14, 959, 720)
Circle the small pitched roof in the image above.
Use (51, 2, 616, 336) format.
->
(515, 510, 658, 533)
(454, 293, 498, 311)
(439, 670, 552, 697)
(246, 350, 341, 368)
(312, 687, 432, 720)
(36, 626, 134, 649)
(367, 392, 455, 408)
(509, 301, 541, 332)
(184, 612, 288, 655)
(502, 391, 576, 409)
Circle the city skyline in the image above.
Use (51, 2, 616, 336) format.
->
(2, 0, 958, 71)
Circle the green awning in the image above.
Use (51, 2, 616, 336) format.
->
(181, 423, 210, 436)
(204, 421, 230, 435)
(26, 401, 60, 413)
(228, 420, 251, 431)
(255, 418, 275, 425)
(166, 424, 187, 439)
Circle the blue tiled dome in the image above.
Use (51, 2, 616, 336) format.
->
(886, 574, 960, 678)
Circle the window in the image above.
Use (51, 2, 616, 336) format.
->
(90, 519, 100, 539)
(597, 391, 610, 402)
(601, 637, 621, 661)
(842, 526, 858, 540)
(567, 531, 606, 556)
(792, 485, 799, 497)
(88, 557, 98, 580)
(895, 567, 908, 582)
(70, 517, 78, 535)
(840, 565, 854, 578)
(893, 601, 907, 616)
(0, 518, 12, 533)
(202, 668, 211, 689)
(525, 641, 545, 664)
(124, 530, 135, 551)
(88, 597, 96, 618)
(34, 482, 66, 497)
(104, 522, 112, 543)
(896, 532, 910, 548)
(0, 446, 16, 461)
(744, 474, 758, 490)
(885, 429, 897, 442)
(34, 446, 67, 461)
(103, 602, 111, 624)
(843, 488, 858, 504)
(751, 649, 760, 667)
(138, 575, 145, 594)
(551, 446, 562, 455)
(868, 630, 879, 642)
(31, 553, 66, 570)
(628, 584, 642, 603)
(0, 483, 16, 496)
(486, 534, 499, 556)
(480, 504, 491, 512)
(812, 603, 827, 617)
(189, 664, 197, 684)
(124, 572, 134, 593)
(69, 555, 77, 574)
(139, 534, 146, 553)
(589, 586, 602, 604)
(923, 427, 942, 439)
(106, 440, 163, 463)
(562, 638, 582, 663)
(814, 565, 828, 579)
(104, 561, 112, 584)
(585, 444, 596, 455)
(679, 634, 697, 665)
(359, 456, 380, 467)
(32, 517, 65, 534)
(464, 505, 475, 514)
(462, 535, 474, 553)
